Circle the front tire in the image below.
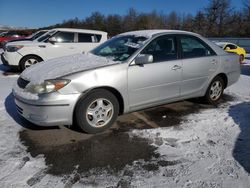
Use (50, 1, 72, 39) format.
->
(204, 76, 224, 105)
(74, 89, 119, 134)
(20, 55, 43, 71)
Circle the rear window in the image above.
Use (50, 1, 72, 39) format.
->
(78, 33, 102, 43)
(180, 36, 216, 58)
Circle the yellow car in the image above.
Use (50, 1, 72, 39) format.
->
(216, 42, 246, 63)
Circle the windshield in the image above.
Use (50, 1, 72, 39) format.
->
(91, 35, 149, 61)
(30, 31, 47, 40)
(0, 32, 7, 37)
(36, 30, 57, 42)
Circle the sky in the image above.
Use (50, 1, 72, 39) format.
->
(0, 0, 245, 28)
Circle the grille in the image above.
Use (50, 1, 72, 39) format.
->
(17, 77, 30, 89)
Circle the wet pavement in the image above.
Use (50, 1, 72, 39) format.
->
(18, 95, 235, 177)
(20, 130, 158, 175)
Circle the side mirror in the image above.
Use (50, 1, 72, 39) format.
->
(134, 54, 153, 65)
(48, 37, 57, 44)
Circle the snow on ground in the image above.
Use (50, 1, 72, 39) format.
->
(0, 51, 250, 187)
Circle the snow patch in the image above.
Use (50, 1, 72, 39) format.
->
(21, 53, 119, 84)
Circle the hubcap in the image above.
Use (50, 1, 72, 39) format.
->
(24, 58, 38, 68)
(209, 81, 223, 101)
(86, 98, 114, 128)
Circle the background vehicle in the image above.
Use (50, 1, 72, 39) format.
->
(2, 28, 108, 71)
(5, 30, 48, 44)
(13, 30, 240, 134)
(0, 30, 30, 48)
(216, 42, 246, 63)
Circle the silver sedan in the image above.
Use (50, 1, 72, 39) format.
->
(13, 30, 240, 134)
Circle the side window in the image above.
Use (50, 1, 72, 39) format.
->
(180, 36, 215, 58)
(53, 32, 74, 43)
(141, 35, 177, 63)
(225, 44, 237, 50)
(78, 33, 102, 43)
(95, 34, 102, 42)
(78, 33, 93, 42)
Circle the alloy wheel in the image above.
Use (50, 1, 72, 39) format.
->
(86, 98, 114, 128)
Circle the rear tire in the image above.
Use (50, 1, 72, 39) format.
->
(204, 76, 224, 105)
(74, 89, 119, 134)
(19, 55, 43, 71)
(239, 54, 244, 64)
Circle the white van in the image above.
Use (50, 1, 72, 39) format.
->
(1, 28, 107, 71)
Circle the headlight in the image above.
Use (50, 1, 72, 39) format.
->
(6, 45, 24, 52)
(25, 79, 70, 94)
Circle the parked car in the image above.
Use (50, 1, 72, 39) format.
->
(215, 42, 246, 63)
(1, 28, 107, 71)
(5, 30, 48, 44)
(0, 31, 30, 48)
(13, 30, 240, 134)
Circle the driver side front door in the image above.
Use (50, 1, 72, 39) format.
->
(128, 35, 182, 111)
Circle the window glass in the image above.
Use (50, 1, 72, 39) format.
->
(78, 33, 102, 42)
(31, 31, 47, 40)
(181, 36, 215, 58)
(78, 33, 93, 42)
(95, 34, 102, 42)
(37, 30, 57, 42)
(92, 35, 148, 61)
(225, 44, 237, 50)
(53, 32, 74, 43)
(141, 35, 177, 62)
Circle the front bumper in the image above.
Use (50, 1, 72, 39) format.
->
(3, 51, 23, 66)
(1, 52, 8, 65)
(1, 52, 20, 70)
(14, 92, 81, 126)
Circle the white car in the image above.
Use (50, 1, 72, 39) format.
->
(1, 28, 107, 71)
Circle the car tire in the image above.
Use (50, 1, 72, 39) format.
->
(240, 54, 244, 64)
(204, 76, 224, 105)
(74, 89, 119, 134)
(20, 55, 43, 71)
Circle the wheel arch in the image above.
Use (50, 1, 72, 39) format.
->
(75, 86, 124, 116)
(216, 73, 228, 88)
(19, 54, 44, 68)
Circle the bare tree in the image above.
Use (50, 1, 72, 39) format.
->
(193, 11, 207, 35)
(45, 0, 250, 37)
(204, 0, 232, 36)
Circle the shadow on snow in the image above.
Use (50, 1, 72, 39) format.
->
(229, 102, 250, 174)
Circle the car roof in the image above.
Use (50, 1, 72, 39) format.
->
(50, 28, 107, 35)
(118, 29, 200, 38)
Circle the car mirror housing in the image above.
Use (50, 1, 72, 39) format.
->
(134, 54, 153, 65)
(48, 37, 57, 44)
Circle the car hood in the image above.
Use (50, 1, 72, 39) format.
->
(6, 40, 42, 46)
(21, 53, 119, 84)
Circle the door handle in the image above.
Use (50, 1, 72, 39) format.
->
(69, 47, 75, 49)
(172, 65, 182, 70)
(211, 59, 218, 64)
